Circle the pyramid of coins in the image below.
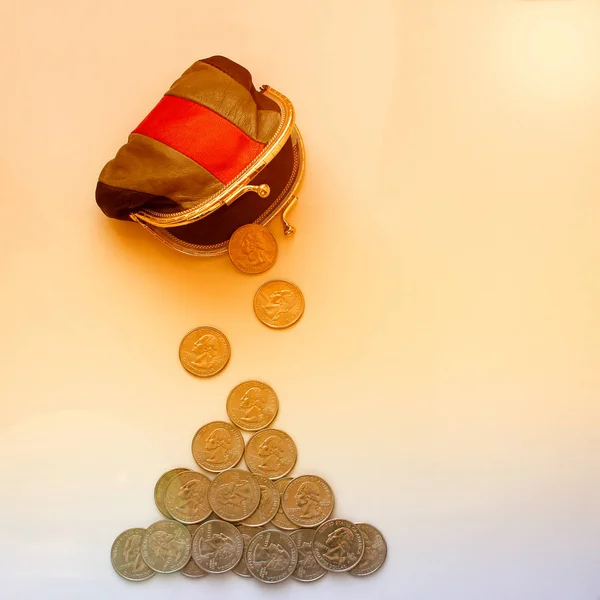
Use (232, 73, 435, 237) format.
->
(110, 225, 387, 584)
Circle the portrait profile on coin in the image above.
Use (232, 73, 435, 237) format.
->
(205, 427, 232, 464)
(240, 229, 271, 268)
(148, 530, 187, 562)
(254, 541, 291, 572)
(239, 386, 267, 426)
(263, 288, 296, 322)
(258, 435, 286, 471)
(191, 333, 219, 368)
(295, 481, 323, 519)
(323, 527, 354, 565)
(175, 480, 206, 514)
(215, 481, 254, 507)
(121, 533, 147, 575)
(199, 531, 235, 561)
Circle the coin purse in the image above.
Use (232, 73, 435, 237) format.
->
(96, 55, 304, 256)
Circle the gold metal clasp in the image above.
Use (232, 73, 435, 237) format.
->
(281, 195, 297, 236)
(224, 183, 270, 206)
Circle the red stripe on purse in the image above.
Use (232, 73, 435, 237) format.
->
(132, 95, 265, 184)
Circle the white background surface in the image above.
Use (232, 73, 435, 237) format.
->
(2, 1, 600, 599)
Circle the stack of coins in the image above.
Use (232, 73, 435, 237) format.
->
(111, 380, 387, 583)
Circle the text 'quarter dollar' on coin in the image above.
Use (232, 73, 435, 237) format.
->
(228, 224, 278, 274)
(253, 280, 305, 329)
(191, 520, 244, 573)
(245, 428, 297, 480)
(164, 471, 212, 524)
(208, 469, 261, 522)
(226, 380, 279, 431)
(312, 519, 364, 572)
(192, 421, 244, 473)
(348, 523, 388, 577)
(111, 528, 155, 582)
(245, 529, 298, 583)
(140, 520, 191, 574)
(282, 475, 335, 527)
(270, 478, 299, 531)
(179, 327, 231, 378)
(233, 525, 266, 577)
(290, 529, 327, 582)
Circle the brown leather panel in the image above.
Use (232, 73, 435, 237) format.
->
(98, 133, 223, 209)
(202, 56, 280, 113)
(166, 61, 279, 144)
(164, 136, 295, 246)
(96, 181, 177, 220)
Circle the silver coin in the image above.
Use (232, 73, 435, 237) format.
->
(245, 529, 298, 583)
(270, 477, 299, 531)
(153, 468, 189, 518)
(348, 523, 387, 577)
(180, 525, 208, 578)
(191, 421, 244, 473)
(140, 520, 191, 573)
(244, 428, 297, 480)
(191, 519, 244, 573)
(232, 525, 265, 577)
(289, 529, 327, 582)
(208, 469, 261, 522)
(241, 474, 280, 527)
(312, 519, 364, 572)
(164, 470, 212, 524)
(110, 528, 155, 581)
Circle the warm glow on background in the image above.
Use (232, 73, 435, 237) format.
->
(1, 1, 600, 599)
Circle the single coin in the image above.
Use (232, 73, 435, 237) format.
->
(253, 280, 305, 329)
(191, 519, 244, 573)
(241, 474, 280, 527)
(180, 525, 208, 578)
(282, 475, 335, 527)
(179, 327, 231, 377)
(110, 528, 155, 582)
(232, 525, 265, 577)
(245, 529, 298, 583)
(313, 519, 364, 572)
(270, 478, 299, 531)
(228, 223, 278, 274)
(208, 469, 261, 522)
(192, 421, 244, 473)
(348, 523, 387, 577)
(245, 428, 297, 480)
(290, 529, 327, 582)
(140, 520, 191, 573)
(226, 380, 279, 431)
(154, 468, 189, 518)
(165, 470, 212, 524)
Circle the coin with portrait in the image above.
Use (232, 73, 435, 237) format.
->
(140, 520, 191, 573)
(191, 519, 244, 574)
(290, 529, 327, 582)
(245, 529, 298, 583)
(253, 280, 305, 329)
(245, 428, 297, 480)
(110, 528, 155, 581)
(348, 523, 387, 577)
(208, 469, 261, 522)
(180, 524, 208, 578)
(313, 519, 364, 572)
(192, 421, 244, 473)
(179, 327, 231, 377)
(270, 477, 299, 531)
(232, 525, 265, 577)
(241, 474, 280, 527)
(153, 467, 189, 518)
(228, 223, 278, 274)
(164, 470, 212, 524)
(226, 380, 279, 432)
(282, 475, 334, 527)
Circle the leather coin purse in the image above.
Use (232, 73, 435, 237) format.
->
(96, 56, 304, 256)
